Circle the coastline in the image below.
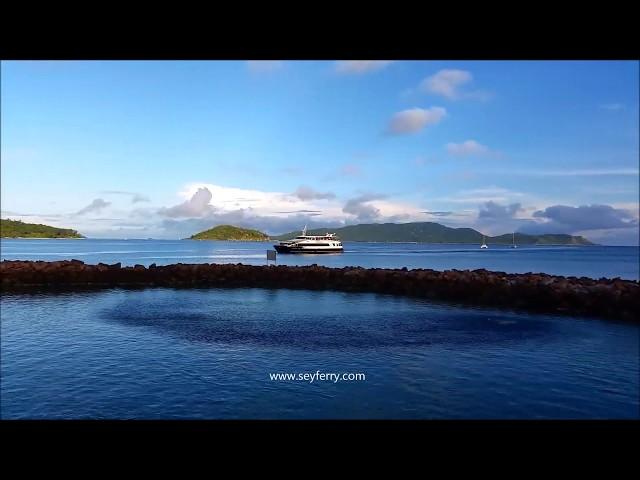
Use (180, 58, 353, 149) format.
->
(2, 260, 637, 323)
(1, 237, 598, 246)
(185, 238, 269, 242)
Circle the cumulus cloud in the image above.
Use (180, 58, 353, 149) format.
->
(246, 61, 284, 73)
(76, 198, 111, 215)
(421, 69, 472, 99)
(531, 204, 638, 231)
(292, 186, 336, 201)
(387, 107, 446, 135)
(161, 211, 337, 238)
(101, 190, 150, 203)
(61, 182, 435, 239)
(479, 201, 523, 220)
(334, 60, 394, 74)
(420, 69, 490, 100)
(158, 187, 215, 218)
(156, 183, 350, 227)
(342, 193, 387, 222)
(446, 140, 490, 156)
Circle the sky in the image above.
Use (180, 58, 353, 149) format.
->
(1, 60, 638, 244)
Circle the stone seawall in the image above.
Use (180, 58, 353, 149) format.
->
(1, 260, 638, 322)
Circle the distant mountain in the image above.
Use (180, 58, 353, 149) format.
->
(1, 219, 84, 239)
(189, 224, 269, 241)
(273, 222, 594, 245)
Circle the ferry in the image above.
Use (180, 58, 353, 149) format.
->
(274, 226, 343, 254)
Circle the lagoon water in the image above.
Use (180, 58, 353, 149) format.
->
(1, 238, 638, 279)
(1, 239, 639, 419)
(2, 288, 638, 419)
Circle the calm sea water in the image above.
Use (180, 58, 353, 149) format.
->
(1, 239, 638, 419)
(2, 288, 638, 419)
(1, 238, 638, 279)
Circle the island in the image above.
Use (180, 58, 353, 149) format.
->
(188, 224, 269, 241)
(1, 219, 84, 239)
(273, 222, 593, 245)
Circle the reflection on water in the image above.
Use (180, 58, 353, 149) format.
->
(101, 291, 555, 349)
(2, 287, 638, 419)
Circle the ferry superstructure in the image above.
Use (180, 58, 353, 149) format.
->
(274, 226, 343, 254)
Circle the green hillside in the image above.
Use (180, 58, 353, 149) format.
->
(490, 232, 592, 245)
(273, 222, 594, 245)
(189, 224, 269, 241)
(1, 219, 84, 238)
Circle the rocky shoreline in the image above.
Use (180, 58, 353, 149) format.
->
(1, 260, 638, 323)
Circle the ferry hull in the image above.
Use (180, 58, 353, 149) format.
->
(274, 245, 343, 254)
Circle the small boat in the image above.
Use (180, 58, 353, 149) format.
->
(480, 235, 488, 249)
(511, 232, 517, 248)
(274, 225, 344, 254)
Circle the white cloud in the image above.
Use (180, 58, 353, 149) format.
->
(173, 183, 345, 220)
(342, 193, 425, 223)
(334, 61, 394, 74)
(158, 187, 215, 218)
(421, 69, 472, 99)
(246, 61, 284, 73)
(292, 186, 336, 201)
(76, 198, 111, 215)
(419, 69, 491, 101)
(387, 107, 446, 135)
(446, 140, 490, 156)
(160, 183, 426, 231)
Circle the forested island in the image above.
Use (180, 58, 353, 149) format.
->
(0, 219, 84, 239)
(189, 224, 269, 241)
(273, 222, 593, 245)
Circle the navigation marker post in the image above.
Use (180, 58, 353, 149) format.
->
(267, 249, 277, 266)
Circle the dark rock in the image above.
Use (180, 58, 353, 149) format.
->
(1, 260, 638, 323)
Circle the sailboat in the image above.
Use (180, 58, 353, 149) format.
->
(480, 235, 488, 249)
(511, 232, 517, 248)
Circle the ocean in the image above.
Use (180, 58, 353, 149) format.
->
(1, 238, 638, 279)
(1, 239, 638, 419)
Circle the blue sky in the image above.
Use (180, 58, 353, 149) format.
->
(1, 60, 638, 244)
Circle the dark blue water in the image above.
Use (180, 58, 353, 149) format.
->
(2, 239, 639, 419)
(1, 239, 638, 279)
(1, 288, 638, 419)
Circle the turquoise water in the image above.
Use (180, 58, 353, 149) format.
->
(1, 239, 638, 279)
(2, 288, 638, 419)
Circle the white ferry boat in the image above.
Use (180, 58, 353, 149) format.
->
(274, 226, 343, 254)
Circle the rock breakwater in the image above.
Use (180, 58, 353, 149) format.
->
(1, 260, 638, 322)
